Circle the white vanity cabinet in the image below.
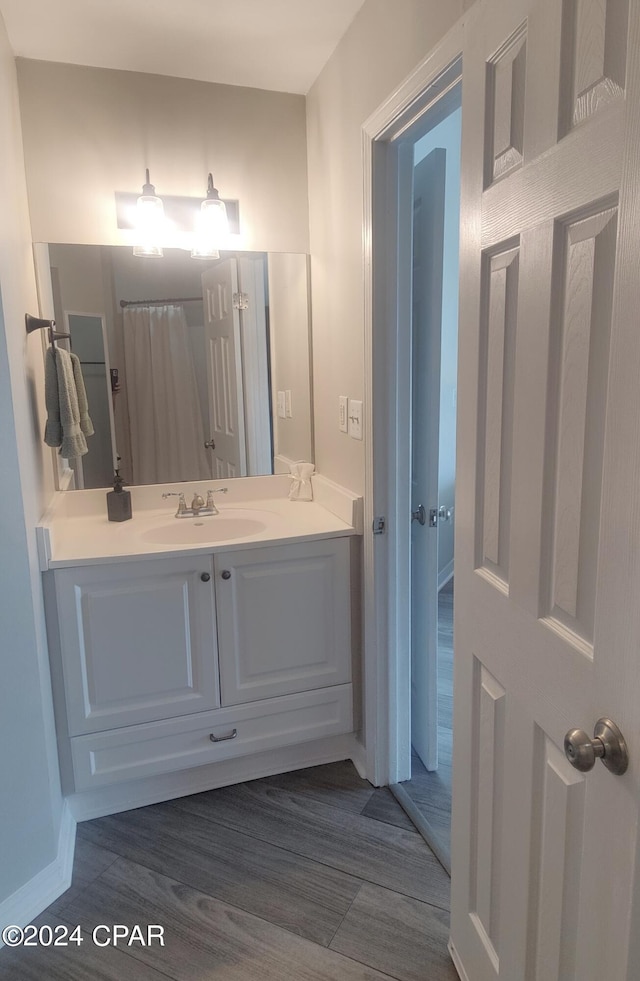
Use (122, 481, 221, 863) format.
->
(215, 538, 351, 705)
(48, 535, 354, 801)
(52, 554, 220, 735)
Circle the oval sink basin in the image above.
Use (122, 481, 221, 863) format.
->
(140, 515, 266, 545)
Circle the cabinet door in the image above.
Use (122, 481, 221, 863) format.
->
(215, 538, 352, 705)
(54, 556, 219, 735)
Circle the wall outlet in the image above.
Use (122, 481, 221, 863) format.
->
(285, 390, 292, 418)
(339, 396, 348, 433)
(348, 399, 363, 440)
(277, 391, 286, 418)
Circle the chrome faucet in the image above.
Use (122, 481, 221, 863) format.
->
(162, 488, 228, 518)
(191, 493, 205, 514)
(162, 492, 188, 517)
(204, 487, 228, 515)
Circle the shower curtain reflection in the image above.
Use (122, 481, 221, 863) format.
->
(122, 304, 213, 485)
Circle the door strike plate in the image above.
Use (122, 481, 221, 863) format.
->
(372, 516, 386, 535)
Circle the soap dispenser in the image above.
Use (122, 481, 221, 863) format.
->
(107, 470, 132, 522)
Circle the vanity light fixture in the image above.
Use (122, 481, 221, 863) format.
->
(133, 169, 165, 258)
(190, 173, 229, 259)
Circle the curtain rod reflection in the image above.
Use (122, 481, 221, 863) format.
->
(119, 296, 202, 308)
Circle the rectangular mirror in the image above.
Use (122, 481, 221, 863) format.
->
(37, 244, 313, 489)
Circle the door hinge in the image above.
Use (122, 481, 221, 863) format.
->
(233, 292, 249, 310)
(372, 516, 386, 535)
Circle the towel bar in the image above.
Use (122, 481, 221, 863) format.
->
(25, 313, 71, 345)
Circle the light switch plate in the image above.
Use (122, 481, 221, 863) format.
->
(285, 390, 292, 418)
(277, 391, 286, 418)
(339, 396, 348, 433)
(348, 399, 363, 440)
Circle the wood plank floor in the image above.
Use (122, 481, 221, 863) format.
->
(2, 761, 458, 981)
(405, 579, 453, 859)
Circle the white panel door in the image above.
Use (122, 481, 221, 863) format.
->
(411, 147, 446, 771)
(202, 259, 247, 479)
(236, 256, 272, 476)
(215, 539, 352, 706)
(451, 1, 640, 980)
(54, 555, 219, 735)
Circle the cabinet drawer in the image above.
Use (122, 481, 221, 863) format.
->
(70, 684, 353, 790)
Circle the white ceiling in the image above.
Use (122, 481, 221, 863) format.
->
(0, 0, 366, 94)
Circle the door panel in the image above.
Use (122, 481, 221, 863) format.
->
(485, 24, 526, 184)
(476, 244, 519, 585)
(451, 0, 640, 978)
(411, 148, 446, 770)
(544, 204, 616, 638)
(469, 662, 505, 969)
(559, 0, 628, 135)
(527, 729, 585, 981)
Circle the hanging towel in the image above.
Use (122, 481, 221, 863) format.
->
(44, 347, 62, 447)
(43, 347, 89, 458)
(70, 352, 94, 437)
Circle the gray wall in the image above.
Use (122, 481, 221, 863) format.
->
(0, 10, 64, 908)
(16, 60, 309, 255)
(306, 0, 473, 493)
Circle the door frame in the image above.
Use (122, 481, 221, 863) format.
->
(236, 256, 271, 476)
(362, 19, 465, 786)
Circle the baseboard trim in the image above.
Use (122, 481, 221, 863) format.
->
(0, 802, 76, 947)
(349, 736, 367, 779)
(448, 939, 469, 980)
(68, 733, 362, 821)
(390, 782, 451, 875)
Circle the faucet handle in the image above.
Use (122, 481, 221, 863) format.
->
(205, 487, 228, 508)
(162, 492, 187, 514)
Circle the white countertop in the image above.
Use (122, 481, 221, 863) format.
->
(37, 474, 363, 570)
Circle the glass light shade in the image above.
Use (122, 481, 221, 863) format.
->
(133, 181, 165, 258)
(190, 197, 228, 259)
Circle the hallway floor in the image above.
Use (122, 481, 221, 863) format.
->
(405, 579, 453, 865)
(2, 761, 457, 980)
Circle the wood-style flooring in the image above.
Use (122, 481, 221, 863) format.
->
(404, 579, 453, 862)
(2, 761, 458, 980)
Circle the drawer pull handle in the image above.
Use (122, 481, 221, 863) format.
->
(209, 728, 238, 743)
(200, 572, 211, 582)
(221, 570, 231, 580)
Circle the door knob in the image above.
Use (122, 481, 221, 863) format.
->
(204, 438, 216, 449)
(564, 718, 629, 775)
(411, 504, 426, 525)
(221, 570, 231, 580)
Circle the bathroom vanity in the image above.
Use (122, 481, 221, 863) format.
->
(39, 475, 363, 819)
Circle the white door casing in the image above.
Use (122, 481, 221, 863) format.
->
(363, 47, 464, 788)
(411, 148, 446, 772)
(202, 259, 247, 479)
(450, 1, 640, 980)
